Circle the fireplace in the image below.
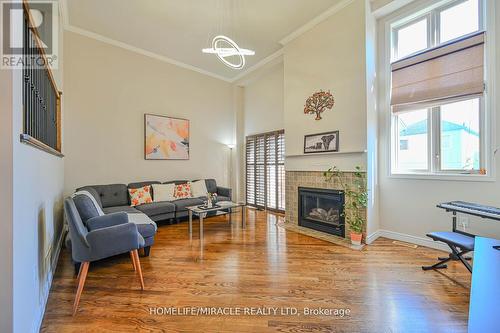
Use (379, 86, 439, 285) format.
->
(298, 187, 345, 237)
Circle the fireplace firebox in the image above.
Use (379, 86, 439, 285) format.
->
(298, 187, 345, 237)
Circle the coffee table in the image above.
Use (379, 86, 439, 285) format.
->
(187, 201, 246, 238)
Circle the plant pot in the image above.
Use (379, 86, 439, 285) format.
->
(350, 232, 362, 245)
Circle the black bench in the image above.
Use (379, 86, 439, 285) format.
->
(422, 231, 474, 273)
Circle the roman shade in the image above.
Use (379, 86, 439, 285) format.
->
(391, 31, 485, 113)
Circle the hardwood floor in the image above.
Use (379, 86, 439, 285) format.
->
(41, 209, 471, 332)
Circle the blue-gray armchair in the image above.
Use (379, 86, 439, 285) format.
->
(64, 197, 145, 315)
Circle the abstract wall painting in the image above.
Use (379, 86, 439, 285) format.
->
(144, 114, 189, 160)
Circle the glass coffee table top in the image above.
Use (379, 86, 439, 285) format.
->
(187, 201, 245, 214)
(187, 201, 247, 238)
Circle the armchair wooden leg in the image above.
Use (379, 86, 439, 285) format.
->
(130, 252, 137, 271)
(76, 263, 82, 281)
(73, 261, 89, 316)
(131, 250, 145, 290)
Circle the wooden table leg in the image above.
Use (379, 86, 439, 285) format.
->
(242, 206, 246, 229)
(188, 210, 193, 239)
(199, 214, 204, 239)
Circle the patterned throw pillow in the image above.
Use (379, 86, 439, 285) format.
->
(174, 183, 193, 199)
(129, 185, 153, 206)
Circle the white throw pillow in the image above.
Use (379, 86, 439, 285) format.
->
(190, 180, 208, 197)
(152, 183, 176, 202)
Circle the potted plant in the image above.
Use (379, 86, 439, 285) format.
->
(323, 166, 367, 245)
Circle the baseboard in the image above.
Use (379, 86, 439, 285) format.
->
(366, 230, 381, 244)
(33, 227, 66, 333)
(368, 229, 451, 253)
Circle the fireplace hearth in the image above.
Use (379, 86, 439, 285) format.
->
(298, 187, 345, 237)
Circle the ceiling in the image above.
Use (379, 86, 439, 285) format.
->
(65, 0, 342, 81)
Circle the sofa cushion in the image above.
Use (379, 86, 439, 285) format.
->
(128, 181, 161, 189)
(137, 223, 157, 239)
(164, 180, 189, 185)
(77, 187, 103, 208)
(103, 206, 141, 214)
(135, 201, 176, 216)
(205, 179, 217, 193)
(173, 198, 204, 211)
(215, 196, 231, 203)
(73, 194, 100, 224)
(77, 184, 129, 208)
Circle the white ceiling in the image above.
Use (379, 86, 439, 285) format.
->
(65, 0, 342, 81)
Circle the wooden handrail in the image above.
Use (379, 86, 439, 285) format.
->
(21, 0, 63, 155)
(22, 0, 61, 98)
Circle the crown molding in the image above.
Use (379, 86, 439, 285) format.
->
(64, 24, 233, 82)
(61, 0, 358, 84)
(279, 0, 356, 45)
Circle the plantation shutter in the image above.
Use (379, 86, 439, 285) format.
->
(245, 136, 255, 205)
(277, 131, 285, 211)
(255, 136, 266, 208)
(246, 130, 285, 212)
(391, 31, 485, 112)
(266, 134, 276, 209)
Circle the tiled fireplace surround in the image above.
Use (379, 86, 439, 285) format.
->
(285, 171, 367, 245)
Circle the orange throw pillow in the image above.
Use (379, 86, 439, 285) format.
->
(174, 183, 193, 199)
(129, 185, 153, 206)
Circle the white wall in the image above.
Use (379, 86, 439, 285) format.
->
(376, 0, 500, 243)
(0, 65, 14, 333)
(365, 0, 380, 239)
(9, 3, 66, 333)
(63, 31, 235, 194)
(283, 0, 368, 172)
(243, 63, 284, 136)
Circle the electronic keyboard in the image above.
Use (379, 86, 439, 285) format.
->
(438, 201, 500, 221)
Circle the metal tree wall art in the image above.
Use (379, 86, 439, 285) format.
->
(304, 90, 335, 120)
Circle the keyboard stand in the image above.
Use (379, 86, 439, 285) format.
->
(436, 210, 474, 262)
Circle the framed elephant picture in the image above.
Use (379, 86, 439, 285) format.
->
(303, 131, 339, 154)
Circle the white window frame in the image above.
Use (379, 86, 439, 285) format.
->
(381, 0, 496, 181)
(391, 97, 485, 175)
(391, 0, 484, 62)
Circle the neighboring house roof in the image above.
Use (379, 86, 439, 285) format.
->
(400, 120, 479, 137)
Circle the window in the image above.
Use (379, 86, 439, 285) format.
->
(395, 109, 428, 171)
(393, 98, 482, 173)
(440, 99, 480, 171)
(390, 0, 487, 176)
(246, 130, 285, 211)
(440, 0, 480, 43)
(394, 18, 429, 59)
(392, 0, 481, 61)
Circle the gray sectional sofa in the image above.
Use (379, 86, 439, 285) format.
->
(67, 179, 231, 272)
(77, 179, 232, 222)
